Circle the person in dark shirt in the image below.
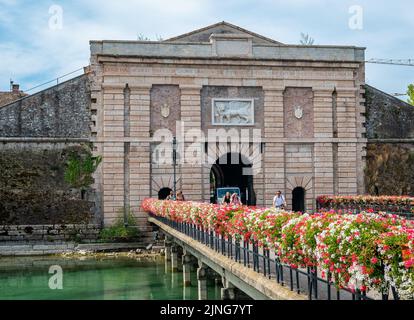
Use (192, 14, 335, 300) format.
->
(221, 192, 231, 205)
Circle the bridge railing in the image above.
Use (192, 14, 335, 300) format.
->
(315, 205, 413, 220)
(316, 196, 414, 220)
(152, 214, 400, 301)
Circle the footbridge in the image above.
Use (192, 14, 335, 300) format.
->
(149, 215, 392, 301)
(149, 216, 306, 300)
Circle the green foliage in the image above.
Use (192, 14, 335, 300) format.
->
(99, 210, 140, 242)
(64, 152, 102, 189)
(407, 84, 414, 106)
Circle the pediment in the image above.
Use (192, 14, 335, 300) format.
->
(165, 21, 283, 45)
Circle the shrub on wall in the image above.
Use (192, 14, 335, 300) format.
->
(64, 150, 102, 190)
(99, 209, 140, 242)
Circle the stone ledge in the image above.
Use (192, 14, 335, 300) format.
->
(0, 242, 148, 256)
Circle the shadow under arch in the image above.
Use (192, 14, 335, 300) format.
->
(158, 187, 172, 200)
(210, 152, 256, 206)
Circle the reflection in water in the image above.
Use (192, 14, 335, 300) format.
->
(0, 256, 221, 300)
(171, 271, 179, 289)
(183, 285, 192, 300)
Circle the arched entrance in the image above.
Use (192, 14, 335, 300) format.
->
(292, 187, 305, 212)
(210, 153, 255, 205)
(158, 187, 172, 200)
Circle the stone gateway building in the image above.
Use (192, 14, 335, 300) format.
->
(2, 22, 412, 234)
(89, 22, 366, 225)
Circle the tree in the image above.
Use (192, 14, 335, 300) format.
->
(300, 33, 315, 45)
(407, 83, 414, 106)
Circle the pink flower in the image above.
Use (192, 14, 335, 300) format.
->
(404, 259, 414, 269)
(371, 257, 378, 264)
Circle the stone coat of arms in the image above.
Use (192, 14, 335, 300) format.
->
(161, 103, 170, 118)
(294, 106, 303, 119)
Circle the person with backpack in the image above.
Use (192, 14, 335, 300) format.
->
(273, 191, 287, 210)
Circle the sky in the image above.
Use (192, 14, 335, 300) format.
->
(0, 0, 412, 99)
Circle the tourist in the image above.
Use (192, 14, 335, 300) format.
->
(176, 191, 185, 202)
(166, 190, 175, 201)
(231, 193, 241, 205)
(221, 192, 231, 205)
(273, 191, 287, 210)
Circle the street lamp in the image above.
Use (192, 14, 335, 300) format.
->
(173, 136, 177, 200)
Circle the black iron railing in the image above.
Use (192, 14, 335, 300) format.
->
(152, 214, 401, 301)
(315, 203, 413, 220)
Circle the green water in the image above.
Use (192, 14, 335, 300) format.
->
(0, 256, 222, 300)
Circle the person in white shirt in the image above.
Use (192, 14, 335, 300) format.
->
(273, 191, 287, 210)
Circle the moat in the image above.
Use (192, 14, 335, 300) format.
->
(0, 256, 221, 300)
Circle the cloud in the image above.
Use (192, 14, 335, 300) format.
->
(0, 0, 412, 94)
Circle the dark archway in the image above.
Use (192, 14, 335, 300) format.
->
(210, 153, 255, 206)
(158, 187, 172, 200)
(292, 187, 305, 212)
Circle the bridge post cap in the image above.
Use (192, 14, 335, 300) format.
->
(197, 266, 208, 279)
(182, 254, 194, 264)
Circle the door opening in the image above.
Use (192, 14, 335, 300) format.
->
(292, 187, 305, 212)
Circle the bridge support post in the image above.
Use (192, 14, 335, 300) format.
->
(171, 245, 179, 272)
(164, 238, 172, 271)
(182, 253, 194, 287)
(197, 263, 209, 300)
(221, 278, 236, 300)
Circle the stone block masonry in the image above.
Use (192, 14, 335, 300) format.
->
(0, 224, 100, 243)
(0, 144, 98, 225)
(0, 75, 90, 138)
